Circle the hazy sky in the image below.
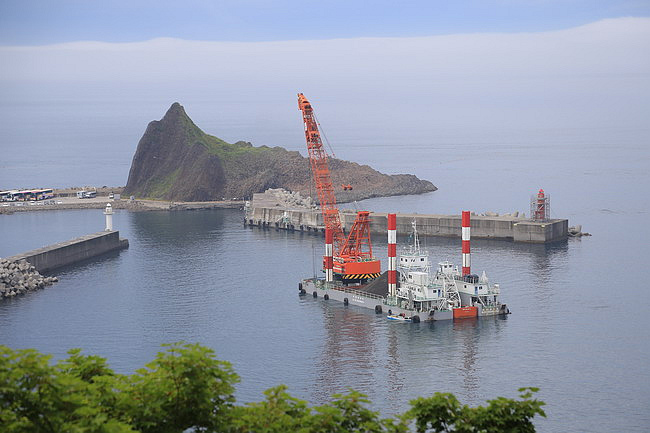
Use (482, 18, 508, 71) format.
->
(0, 3, 649, 189)
(2, 18, 648, 134)
(1, 0, 649, 44)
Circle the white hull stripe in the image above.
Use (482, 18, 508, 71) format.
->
(388, 230, 396, 244)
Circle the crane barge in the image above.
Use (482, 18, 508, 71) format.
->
(297, 94, 510, 322)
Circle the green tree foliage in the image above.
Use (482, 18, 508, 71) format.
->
(122, 343, 238, 433)
(0, 343, 545, 433)
(406, 388, 546, 433)
(0, 345, 133, 432)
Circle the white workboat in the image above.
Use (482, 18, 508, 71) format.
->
(387, 313, 412, 322)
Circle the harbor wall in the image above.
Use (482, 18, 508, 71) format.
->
(5, 231, 129, 273)
(245, 205, 568, 243)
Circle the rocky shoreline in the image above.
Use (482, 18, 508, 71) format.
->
(0, 184, 436, 215)
(0, 197, 244, 215)
(0, 258, 58, 299)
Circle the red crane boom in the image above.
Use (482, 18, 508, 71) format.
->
(297, 93, 346, 254)
(298, 93, 380, 282)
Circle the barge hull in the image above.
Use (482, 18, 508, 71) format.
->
(301, 278, 507, 322)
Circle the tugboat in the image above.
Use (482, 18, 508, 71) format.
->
(300, 211, 510, 322)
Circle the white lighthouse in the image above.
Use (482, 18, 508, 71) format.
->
(104, 203, 114, 231)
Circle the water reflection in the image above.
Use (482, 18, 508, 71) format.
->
(385, 323, 404, 400)
(307, 295, 512, 412)
(312, 304, 377, 403)
(130, 210, 227, 246)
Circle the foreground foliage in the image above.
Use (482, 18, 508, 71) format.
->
(0, 343, 545, 432)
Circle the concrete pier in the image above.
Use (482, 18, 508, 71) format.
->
(5, 231, 129, 273)
(364, 212, 567, 243)
(245, 198, 568, 244)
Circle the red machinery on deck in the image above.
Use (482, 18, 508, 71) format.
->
(298, 93, 380, 282)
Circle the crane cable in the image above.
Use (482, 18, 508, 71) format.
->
(313, 112, 337, 159)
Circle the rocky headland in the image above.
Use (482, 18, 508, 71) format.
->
(123, 103, 436, 202)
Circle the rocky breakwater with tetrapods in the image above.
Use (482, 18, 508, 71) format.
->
(0, 258, 58, 299)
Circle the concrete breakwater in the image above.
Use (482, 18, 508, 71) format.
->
(245, 192, 568, 243)
(5, 231, 129, 274)
(0, 258, 58, 299)
(1, 231, 128, 300)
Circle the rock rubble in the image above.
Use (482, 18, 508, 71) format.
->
(266, 188, 317, 209)
(0, 258, 58, 299)
(568, 225, 591, 237)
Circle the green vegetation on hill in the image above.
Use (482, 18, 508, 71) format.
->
(0, 342, 546, 433)
(203, 136, 270, 160)
(146, 168, 181, 199)
(179, 110, 266, 159)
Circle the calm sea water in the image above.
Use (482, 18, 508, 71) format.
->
(0, 100, 649, 432)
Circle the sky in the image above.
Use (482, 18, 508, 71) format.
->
(0, 1, 649, 188)
(1, 0, 650, 44)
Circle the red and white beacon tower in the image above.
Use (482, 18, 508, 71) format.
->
(532, 188, 550, 221)
(462, 211, 471, 276)
(387, 213, 397, 297)
(324, 227, 334, 282)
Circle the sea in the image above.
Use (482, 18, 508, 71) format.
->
(0, 98, 649, 432)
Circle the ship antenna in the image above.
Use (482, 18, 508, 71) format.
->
(412, 219, 420, 252)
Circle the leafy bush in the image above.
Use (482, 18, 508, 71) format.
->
(0, 343, 545, 433)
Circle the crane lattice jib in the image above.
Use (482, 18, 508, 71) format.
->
(297, 93, 345, 254)
(340, 211, 374, 260)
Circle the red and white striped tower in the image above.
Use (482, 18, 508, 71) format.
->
(461, 211, 471, 276)
(387, 213, 397, 297)
(324, 227, 334, 282)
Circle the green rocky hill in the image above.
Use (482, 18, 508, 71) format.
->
(124, 103, 436, 202)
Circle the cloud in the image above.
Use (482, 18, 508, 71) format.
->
(3, 18, 648, 79)
(1, 17, 648, 133)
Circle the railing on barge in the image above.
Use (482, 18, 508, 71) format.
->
(307, 278, 385, 301)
